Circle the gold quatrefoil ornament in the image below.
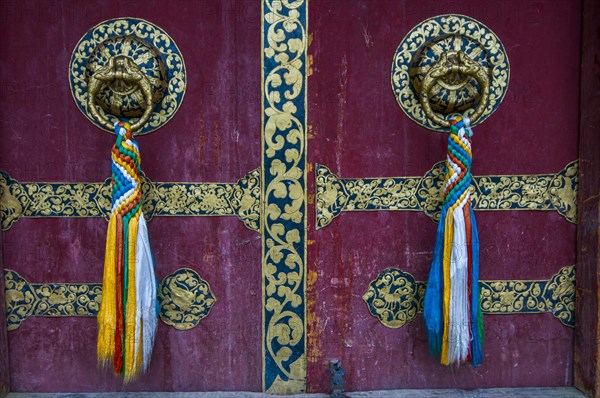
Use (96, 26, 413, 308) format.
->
(69, 18, 186, 134)
(391, 14, 510, 132)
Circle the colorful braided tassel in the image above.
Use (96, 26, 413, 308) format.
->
(423, 115, 483, 366)
(97, 121, 158, 381)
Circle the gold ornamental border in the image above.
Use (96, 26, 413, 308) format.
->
(4, 268, 216, 332)
(363, 265, 575, 329)
(261, 0, 308, 394)
(316, 160, 578, 229)
(0, 169, 261, 232)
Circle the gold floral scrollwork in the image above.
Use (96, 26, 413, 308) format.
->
(473, 161, 578, 224)
(24, 182, 105, 218)
(543, 265, 575, 327)
(96, 178, 113, 220)
(479, 265, 575, 327)
(548, 161, 578, 223)
(4, 270, 36, 331)
(150, 181, 232, 219)
(364, 266, 575, 329)
(315, 165, 350, 229)
(315, 161, 579, 229)
(228, 168, 261, 231)
(4, 270, 102, 331)
(158, 268, 216, 331)
(415, 162, 446, 222)
(316, 165, 423, 229)
(262, 0, 307, 393)
(32, 282, 102, 317)
(474, 174, 553, 211)
(479, 281, 546, 313)
(362, 268, 426, 328)
(4, 268, 217, 331)
(0, 172, 30, 230)
(0, 169, 262, 232)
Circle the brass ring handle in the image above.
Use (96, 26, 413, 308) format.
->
(87, 56, 154, 132)
(419, 51, 490, 129)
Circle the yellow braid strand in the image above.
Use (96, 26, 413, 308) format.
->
(124, 213, 140, 381)
(97, 215, 117, 365)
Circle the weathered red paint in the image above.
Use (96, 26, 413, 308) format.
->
(307, 0, 579, 392)
(0, 0, 587, 393)
(0, 0, 262, 392)
(574, 0, 600, 396)
(0, 231, 9, 394)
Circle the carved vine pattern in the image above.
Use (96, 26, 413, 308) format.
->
(4, 268, 215, 332)
(262, 0, 307, 393)
(363, 265, 575, 329)
(0, 169, 261, 232)
(316, 161, 578, 229)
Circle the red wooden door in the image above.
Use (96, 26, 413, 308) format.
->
(307, 0, 580, 392)
(0, 0, 585, 394)
(0, 0, 263, 392)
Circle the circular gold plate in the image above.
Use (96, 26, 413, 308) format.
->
(69, 18, 186, 135)
(391, 14, 509, 132)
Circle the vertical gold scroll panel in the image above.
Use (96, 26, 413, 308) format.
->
(262, 0, 308, 394)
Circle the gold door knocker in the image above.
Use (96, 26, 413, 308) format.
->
(69, 18, 186, 135)
(418, 51, 490, 128)
(87, 56, 154, 132)
(391, 15, 510, 133)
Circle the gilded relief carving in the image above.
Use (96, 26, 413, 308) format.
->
(227, 168, 261, 231)
(262, 0, 308, 393)
(69, 18, 186, 135)
(158, 268, 216, 331)
(0, 8, 575, 392)
(363, 266, 575, 329)
(4, 268, 215, 331)
(479, 265, 576, 328)
(0, 169, 261, 232)
(414, 161, 446, 221)
(544, 266, 576, 327)
(0, 171, 30, 230)
(4, 270, 102, 331)
(473, 161, 578, 224)
(316, 161, 578, 229)
(362, 269, 425, 329)
(480, 281, 547, 313)
(548, 161, 578, 223)
(391, 14, 510, 132)
(3, 160, 576, 233)
(25, 181, 109, 219)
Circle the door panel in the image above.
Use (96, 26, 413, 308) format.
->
(0, 0, 582, 394)
(0, 0, 262, 392)
(307, 0, 579, 391)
